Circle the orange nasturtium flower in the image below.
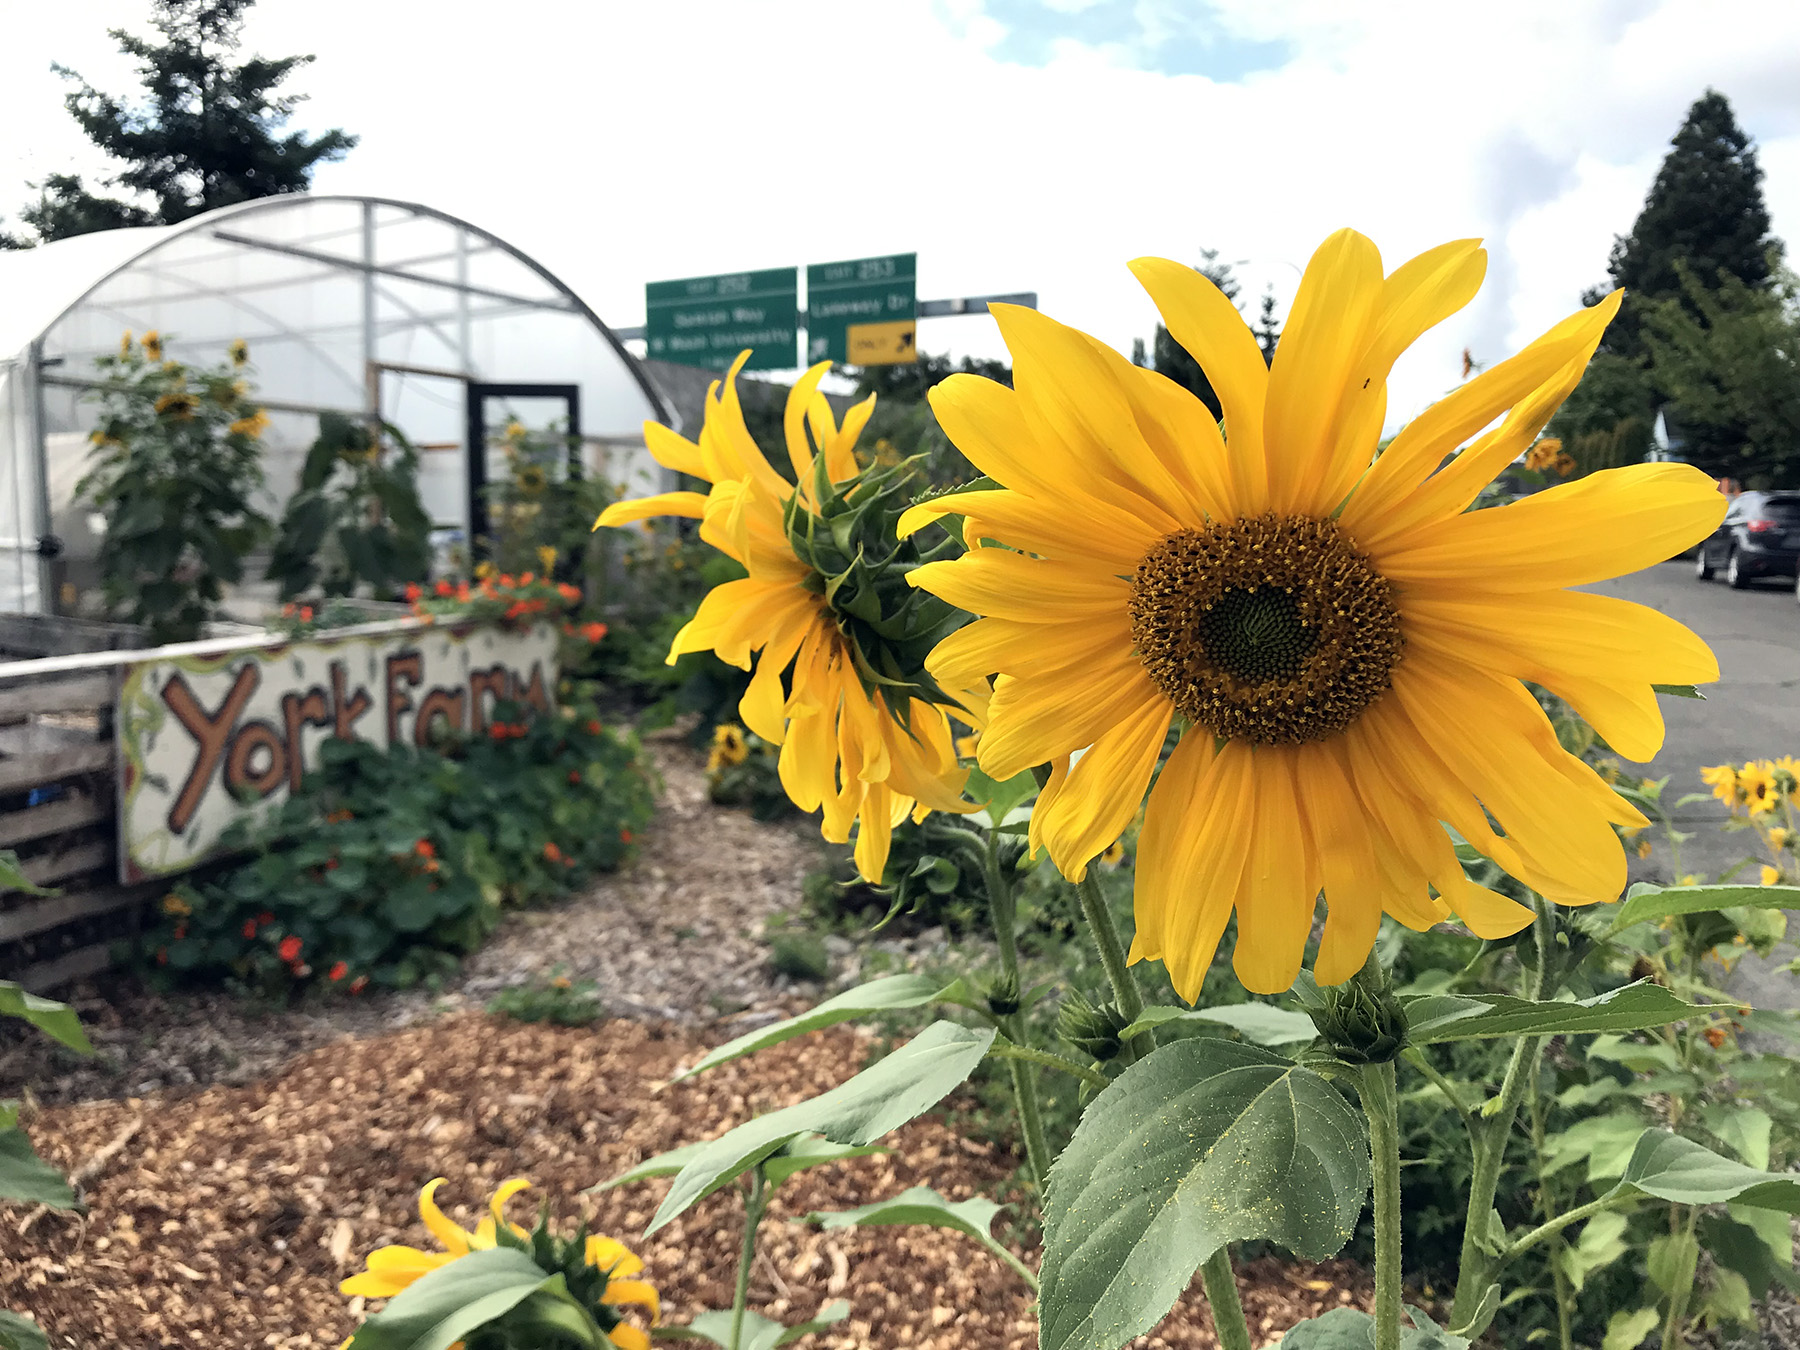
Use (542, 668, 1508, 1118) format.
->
(594, 354, 982, 881)
(341, 1178, 658, 1350)
(905, 229, 1724, 997)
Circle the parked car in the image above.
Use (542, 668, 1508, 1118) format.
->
(1695, 490, 1800, 588)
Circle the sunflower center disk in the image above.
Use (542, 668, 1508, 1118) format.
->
(1129, 514, 1404, 745)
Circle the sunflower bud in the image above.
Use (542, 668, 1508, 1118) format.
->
(1310, 960, 1408, 1065)
(1058, 989, 1131, 1063)
(985, 970, 1021, 1018)
(782, 455, 967, 722)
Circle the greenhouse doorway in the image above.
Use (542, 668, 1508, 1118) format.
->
(465, 383, 582, 564)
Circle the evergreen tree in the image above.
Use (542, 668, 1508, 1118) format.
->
(1595, 89, 1777, 356)
(1253, 285, 1281, 364)
(16, 0, 355, 244)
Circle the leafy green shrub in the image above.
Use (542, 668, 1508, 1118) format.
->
(487, 971, 605, 1026)
(77, 330, 273, 642)
(768, 931, 832, 982)
(266, 413, 431, 600)
(141, 697, 654, 993)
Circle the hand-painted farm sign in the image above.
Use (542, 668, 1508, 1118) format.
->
(117, 621, 557, 880)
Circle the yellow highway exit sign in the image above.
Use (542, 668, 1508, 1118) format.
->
(846, 318, 918, 366)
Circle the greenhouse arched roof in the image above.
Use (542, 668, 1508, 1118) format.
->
(0, 194, 673, 614)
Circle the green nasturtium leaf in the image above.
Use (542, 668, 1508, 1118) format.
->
(0, 982, 92, 1054)
(1404, 982, 1700, 1044)
(0, 1129, 76, 1209)
(664, 1300, 850, 1349)
(1616, 1129, 1800, 1211)
(1612, 882, 1800, 933)
(1117, 1002, 1318, 1046)
(808, 1185, 1030, 1284)
(345, 1247, 597, 1350)
(649, 1021, 994, 1234)
(0, 1310, 48, 1350)
(1038, 1039, 1368, 1350)
(672, 975, 953, 1082)
(1274, 1306, 1469, 1349)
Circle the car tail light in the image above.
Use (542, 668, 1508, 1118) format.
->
(1748, 519, 1779, 533)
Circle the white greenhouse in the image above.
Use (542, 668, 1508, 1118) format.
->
(0, 194, 673, 614)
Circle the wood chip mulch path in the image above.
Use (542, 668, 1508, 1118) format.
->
(3, 1014, 1372, 1349)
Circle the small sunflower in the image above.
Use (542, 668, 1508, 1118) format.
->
(141, 330, 163, 362)
(709, 722, 750, 771)
(228, 338, 249, 367)
(905, 230, 1724, 996)
(228, 408, 270, 440)
(1701, 763, 1740, 805)
(154, 390, 197, 420)
(1740, 761, 1780, 815)
(341, 1178, 657, 1350)
(595, 354, 981, 881)
(517, 463, 549, 497)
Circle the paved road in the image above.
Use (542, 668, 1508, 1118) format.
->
(1585, 560, 1800, 882)
(1585, 560, 1799, 1013)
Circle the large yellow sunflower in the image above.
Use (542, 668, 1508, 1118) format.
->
(596, 353, 979, 880)
(903, 230, 1724, 998)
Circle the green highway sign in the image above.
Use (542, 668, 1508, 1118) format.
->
(807, 253, 917, 365)
(645, 267, 798, 372)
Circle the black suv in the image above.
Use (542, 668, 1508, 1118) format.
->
(1695, 490, 1800, 588)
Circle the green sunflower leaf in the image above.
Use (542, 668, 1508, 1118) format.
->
(648, 1021, 995, 1235)
(1404, 982, 1701, 1044)
(662, 1300, 850, 1349)
(0, 1310, 48, 1350)
(761, 1135, 886, 1187)
(1615, 1129, 1800, 1212)
(343, 1247, 598, 1350)
(669, 974, 957, 1082)
(1255, 1305, 1468, 1348)
(1611, 882, 1800, 933)
(808, 1185, 1035, 1289)
(1038, 1039, 1367, 1350)
(1117, 1002, 1318, 1047)
(0, 1128, 76, 1209)
(588, 1140, 713, 1192)
(0, 982, 92, 1054)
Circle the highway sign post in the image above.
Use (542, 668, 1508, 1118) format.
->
(645, 268, 798, 372)
(806, 253, 917, 365)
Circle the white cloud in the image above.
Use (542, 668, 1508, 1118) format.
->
(2, 0, 1796, 430)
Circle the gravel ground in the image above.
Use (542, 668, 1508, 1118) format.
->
(1, 1014, 1375, 1349)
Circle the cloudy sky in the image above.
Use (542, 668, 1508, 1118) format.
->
(3, 0, 1797, 426)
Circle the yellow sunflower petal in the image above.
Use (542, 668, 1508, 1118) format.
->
(417, 1179, 472, 1256)
(1375, 463, 1727, 593)
(1128, 256, 1270, 501)
(340, 1245, 454, 1297)
(1231, 745, 1320, 996)
(602, 1279, 662, 1323)
(738, 605, 823, 743)
(1299, 741, 1388, 986)
(909, 549, 1132, 620)
(1032, 694, 1172, 881)
(1435, 868, 1535, 940)
(609, 1325, 652, 1350)
(593, 491, 708, 530)
(1307, 238, 1487, 516)
(898, 487, 1153, 570)
(643, 420, 707, 478)
(586, 1236, 645, 1278)
(782, 361, 834, 483)
(1262, 228, 1385, 515)
(978, 656, 1162, 780)
(487, 1178, 530, 1230)
(830, 394, 876, 481)
(924, 615, 1133, 684)
(1133, 734, 1252, 1003)
(1342, 291, 1620, 541)
(852, 779, 898, 881)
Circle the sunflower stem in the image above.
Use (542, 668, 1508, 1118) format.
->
(1358, 1059, 1405, 1350)
(728, 1168, 768, 1350)
(1199, 1248, 1253, 1350)
(1075, 871, 1148, 1058)
(981, 829, 1055, 1190)
(1449, 895, 1556, 1327)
